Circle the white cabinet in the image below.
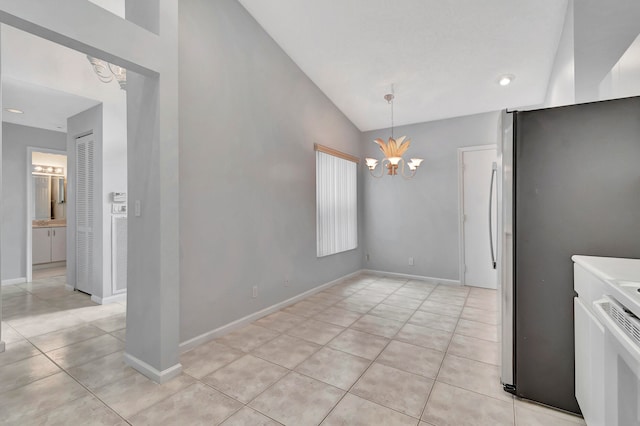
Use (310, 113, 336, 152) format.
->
(32, 228, 52, 264)
(32, 226, 66, 264)
(51, 227, 66, 262)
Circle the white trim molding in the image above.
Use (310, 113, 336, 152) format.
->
(180, 270, 363, 353)
(2, 277, 27, 286)
(362, 269, 461, 286)
(91, 292, 126, 305)
(123, 352, 182, 384)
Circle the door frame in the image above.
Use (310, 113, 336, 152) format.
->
(0, 1, 182, 382)
(25, 146, 67, 283)
(457, 144, 497, 286)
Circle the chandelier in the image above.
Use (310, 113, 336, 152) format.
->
(86, 55, 127, 91)
(365, 93, 423, 179)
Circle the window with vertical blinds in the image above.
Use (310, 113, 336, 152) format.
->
(315, 144, 358, 257)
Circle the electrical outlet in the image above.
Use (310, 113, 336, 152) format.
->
(366, 253, 370, 262)
(252, 286, 258, 298)
(408, 257, 414, 266)
(284, 279, 290, 287)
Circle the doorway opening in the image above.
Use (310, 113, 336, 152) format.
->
(0, 0, 182, 384)
(1, 25, 128, 354)
(28, 149, 68, 282)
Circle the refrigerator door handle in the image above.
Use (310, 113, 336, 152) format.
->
(489, 163, 497, 269)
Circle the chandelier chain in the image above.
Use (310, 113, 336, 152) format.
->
(390, 97, 394, 139)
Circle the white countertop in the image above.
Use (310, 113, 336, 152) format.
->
(572, 255, 640, 316)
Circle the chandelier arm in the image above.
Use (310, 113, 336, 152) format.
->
(399, 158, 417, 180)
(368, 159, 386, 178)
(93, 67, 114, 83)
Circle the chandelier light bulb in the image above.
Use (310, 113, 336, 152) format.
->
(365, 158, 378, 170)
(388, 157, 401, 166)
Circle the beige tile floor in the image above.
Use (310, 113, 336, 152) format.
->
(0, 274, 586, 426)
(32, 265, 67, 281)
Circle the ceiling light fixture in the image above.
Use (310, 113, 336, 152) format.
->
(365, 90, 423, 179)
(499, 75, 515, 86)
(86, 55, 127, 91)
(6, 108, 24, 114)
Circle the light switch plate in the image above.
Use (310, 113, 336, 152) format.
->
(112, 204, 127, 214)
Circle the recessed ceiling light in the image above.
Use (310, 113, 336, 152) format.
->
(499, 75, 515, 86)
(6, 108, 24, 114)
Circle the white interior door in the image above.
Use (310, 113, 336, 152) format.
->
(76, 134, 94, 294)
(461, 146, 498, 289)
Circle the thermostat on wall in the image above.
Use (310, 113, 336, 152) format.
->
(112, 192, 127, 203)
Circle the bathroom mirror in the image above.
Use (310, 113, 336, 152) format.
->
(51, 176, 66, 220)
(33, 175, 51, 220)
(32, 175, 66, 220)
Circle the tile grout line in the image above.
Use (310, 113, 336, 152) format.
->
(316, 278, 440, 424)
(3, 274, 487, 425)
(1, 328, 131, 425)
(314, 276, 416, 424)
(37, 345, 133, 425)
(416, 286, 467, 423)
(197, 275, 493, 425)
(234, 277, 392, 423)
(1, 278, 132, 424)
(203, 275, 412, 424)
(419, 288, 513, 424)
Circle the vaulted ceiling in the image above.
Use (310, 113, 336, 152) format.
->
(238, 0, 569, 130)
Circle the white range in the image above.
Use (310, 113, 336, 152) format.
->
(573, 255, 640, 426)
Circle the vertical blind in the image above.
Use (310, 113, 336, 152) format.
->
(316, 146, 358, 257)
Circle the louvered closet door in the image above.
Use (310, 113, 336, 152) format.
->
(76, 134, 94, 294)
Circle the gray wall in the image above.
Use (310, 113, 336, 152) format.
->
(1, 123, 67, 281)
(179, 0, 363, 342)
(67, 105, 103, 296)
(361, 111, 500, 281)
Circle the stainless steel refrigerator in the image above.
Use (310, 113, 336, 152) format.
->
(497, 97, 640, 414)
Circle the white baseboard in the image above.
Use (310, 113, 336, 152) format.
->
(2, 277, 27, 286)
(179, 269, 364, 353)
(123, 352, 182, 384)
(65, 284, 75, 291)
(91, 292, 127, 305)
(32, 261, 65, 271)
(362, 269, 461, 286)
